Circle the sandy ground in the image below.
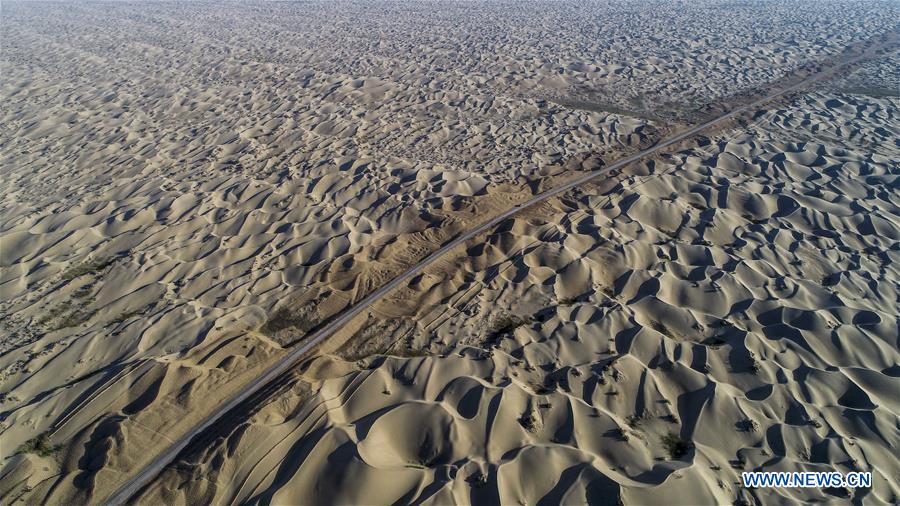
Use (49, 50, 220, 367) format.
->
(136, 54, 899, 505)
(1, 1, 898, 504)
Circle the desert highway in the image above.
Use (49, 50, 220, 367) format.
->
(105, 39, 894, 505)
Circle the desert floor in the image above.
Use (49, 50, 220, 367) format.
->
(1, 1, 898, 505)
(134, 49, 900, 505)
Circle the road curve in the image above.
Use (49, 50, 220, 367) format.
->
(105, 39, 892, 505)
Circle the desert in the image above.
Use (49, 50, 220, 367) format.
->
(1, 1, 898, 505)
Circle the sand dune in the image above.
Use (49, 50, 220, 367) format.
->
(138, 65, 899, 504)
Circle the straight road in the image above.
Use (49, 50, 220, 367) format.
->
(105, 36, 896, 505)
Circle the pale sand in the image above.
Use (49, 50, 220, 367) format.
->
(1, 1, 898, 504)
(137, 61, 899, 504)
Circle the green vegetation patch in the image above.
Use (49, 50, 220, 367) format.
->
(38, 300, 96, 331)
(61, 257, 116, 282)
(18, 433, 59, 458)
(110, 308, 144, 325)
(260, 306, 316, 337)
(490, 314, 534, 337)
(661, 432, 693, 459)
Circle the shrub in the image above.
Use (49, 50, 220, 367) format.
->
(260, 306, 314, 336)
(661, 432, 692, 459)
(490, 314, 533, 336)
(18, 433, 59, 458)
(61, 258, 116, 281)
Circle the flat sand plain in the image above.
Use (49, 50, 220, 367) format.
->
(137, 54, 899, 505)
(1, 1, 898, 504)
